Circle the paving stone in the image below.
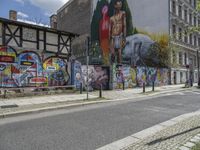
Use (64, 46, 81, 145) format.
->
(190, 138, 200, 143)
(179, 146, 190, 150)
(184, 142, 195, 148)
(193, 136, 200, 140)
(125, 115, 200, 150)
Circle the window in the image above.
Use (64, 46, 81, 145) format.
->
(190, 34, 193, 45)
(178, 5, 182, 18)
(184, 53, 187, 65)
(198, 37, 200, 46)
(194, 35, 197, 46)
(172, 1, 176, 14)
(194, 16, 197, 26)
(198, 19, 200, 26)
(179, 52, 182, 65)
(189, 13, 193, 24)
(194, 56, 197, 67)
(179, 28, 182, 41)
(194, 0, 197, 8)
(173, 51, 176, 63)
(190, 0, 193, 5)
(172, 24, 176, 38)
(184, 9, 188, 21)
(184, 31, 188, 43)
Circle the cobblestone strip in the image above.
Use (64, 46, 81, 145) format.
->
(125, 114, 200, 150)
(178, 133, 200, 150)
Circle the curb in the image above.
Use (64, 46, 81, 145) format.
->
(0, 87, 190, 119)
(96, 111, 200, 150)
(0, 100, 107, 119)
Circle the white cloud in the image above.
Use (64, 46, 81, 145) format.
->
(14, 0, 24, 4)
(17, 11, 29, 18)
(29, 0, 69, 14)
(17, 18, 50, 27)
(14, 0, 69, 18)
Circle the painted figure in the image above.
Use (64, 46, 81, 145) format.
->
(99, 5, 110, 65)
(109, 0, 126, 64)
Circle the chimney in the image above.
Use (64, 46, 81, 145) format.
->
(9, 10, 17, 21)
(50, 14, 57, 29)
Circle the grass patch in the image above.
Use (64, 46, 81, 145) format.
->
(191, 142, 200, 150)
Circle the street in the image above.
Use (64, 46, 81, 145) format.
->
(0, 91, 200, 150)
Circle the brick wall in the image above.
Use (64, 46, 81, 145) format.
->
(57, 0, 91, 35)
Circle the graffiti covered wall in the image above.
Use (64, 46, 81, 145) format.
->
(81, 65, 109, 90)
(113, 64, 169, 89)
(0, 46, 70, 88)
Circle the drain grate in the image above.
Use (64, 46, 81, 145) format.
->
(1, 104, 18, 109)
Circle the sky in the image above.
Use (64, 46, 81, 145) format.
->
(0, 0, 69, 26)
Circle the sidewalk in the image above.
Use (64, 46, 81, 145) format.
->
(0, 84, 195, 118)
(97, 111, 200, 150)
(92, 84, 187, 100)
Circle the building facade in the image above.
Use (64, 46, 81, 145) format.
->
(57, 0, 200, 85)
(0, 16, 77, 88)
(169, 0, 200, 84)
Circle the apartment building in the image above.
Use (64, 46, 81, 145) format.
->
(170, 0, 200, 84)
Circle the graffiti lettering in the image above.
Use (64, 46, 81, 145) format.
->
(30, 77, 47, 84)
(0, 56, 15, 63)
(20, 61, 34, 66)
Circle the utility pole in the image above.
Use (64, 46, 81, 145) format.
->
(86, 36, 90, 100)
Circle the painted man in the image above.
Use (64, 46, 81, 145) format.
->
(109, 0, 127, 64)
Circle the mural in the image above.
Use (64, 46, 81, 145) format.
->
(113, 65, 169, 89)
(91, 0, 169, 67)
(81, 65, 109, 90)
(91, 0, 133, 65)
(0, 46, 70, 88)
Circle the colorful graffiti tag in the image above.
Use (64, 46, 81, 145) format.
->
(0, 46, 70, 88)
(81, 65, 109, 90)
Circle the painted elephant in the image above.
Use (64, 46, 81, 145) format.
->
(123, 34, 160, 66)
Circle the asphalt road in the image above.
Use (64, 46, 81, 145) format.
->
(0, 90, 200, 150)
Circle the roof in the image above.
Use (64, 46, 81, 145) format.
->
(0, 17, 78, 36)
(57, 0, 74, 13)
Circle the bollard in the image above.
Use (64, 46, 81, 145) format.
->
(80, 83, 83, 94)
(123, 81, 125, 90)
(143, 83, 145, 93)
(99, 84, 102, 98)
(4, 90, 7, 98)
(152, 81, 155, 91)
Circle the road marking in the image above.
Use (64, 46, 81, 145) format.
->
(190, 91, 200, 95)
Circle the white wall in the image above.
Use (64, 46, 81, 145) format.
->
(131, 0, 169, 34)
